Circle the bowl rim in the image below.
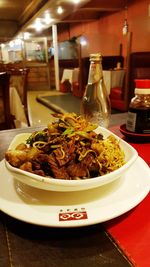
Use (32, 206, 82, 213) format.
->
(5, 127, 138, 189)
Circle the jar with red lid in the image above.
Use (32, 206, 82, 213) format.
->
(126, 79, 150, 134)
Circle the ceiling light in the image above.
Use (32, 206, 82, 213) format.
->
(45, 12, 53, 24)
(24, 32, 31, 40)
(122, 3, 129, 36)
(34, 18, 43, 32)
(14, 39, 22, 45)
(73, 0, 80, 4)
(57, 6, 63, 14)
(9, 41, 14, 48)
(122, 19, 128, 35)
(1, 43, 5, 48)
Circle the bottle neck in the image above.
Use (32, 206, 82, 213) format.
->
(88, 60, 103, 84)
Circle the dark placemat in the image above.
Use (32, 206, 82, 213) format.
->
(36, 93, 81, 114)
(36, 93, 121, 115)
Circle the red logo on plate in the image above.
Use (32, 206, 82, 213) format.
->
(59, 211, 88, 221)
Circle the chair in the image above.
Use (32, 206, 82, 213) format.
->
(0, 72, 15, 130)
(110, 52, 150, 112)
(109, 86, 127, 112)
(128, 52, 150, 101)
(8, 68, 30, 125)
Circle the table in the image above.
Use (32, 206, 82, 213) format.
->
(0, 86, 28, 127)
(10, 87, 28, 128)
(61, 68, 79, 84)
(103, 69, 125, 94)
(36, 92, 127, 118)
(0, 115, 149, 267)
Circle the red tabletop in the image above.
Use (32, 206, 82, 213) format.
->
(104, 126, 150, 267)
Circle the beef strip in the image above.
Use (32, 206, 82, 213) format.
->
(67, 162, 88, 178)
(48, 154, 70, 179)
(54, 138, 76, 167)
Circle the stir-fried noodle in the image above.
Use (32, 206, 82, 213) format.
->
(5, 113, 125, 180)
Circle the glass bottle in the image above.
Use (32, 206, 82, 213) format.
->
(80, 53, 111, 128)
(126, 79, 150, 133)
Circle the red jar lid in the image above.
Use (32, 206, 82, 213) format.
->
(134, 79, 150, 88)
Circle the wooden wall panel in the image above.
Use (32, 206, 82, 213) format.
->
(58, 0, 149, 59)
(27, 65, 50, 90)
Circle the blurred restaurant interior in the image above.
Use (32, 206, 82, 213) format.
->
(0, 0, 150, 129)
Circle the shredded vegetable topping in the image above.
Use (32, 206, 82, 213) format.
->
(5, 113, 125, 180)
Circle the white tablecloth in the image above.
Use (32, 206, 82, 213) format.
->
(61, 69, 74, 84)
(61, 68, 80, 90)
(103, 69, 125, 94)
(10, 87, 28, 128)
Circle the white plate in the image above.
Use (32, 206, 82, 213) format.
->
(5, 127, 138, 192)
(0, 157, 150, 227)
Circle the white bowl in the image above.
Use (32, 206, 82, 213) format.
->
(5, 127, 138, 192)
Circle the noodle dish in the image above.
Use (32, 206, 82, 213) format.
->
(5, 113, 138, 191)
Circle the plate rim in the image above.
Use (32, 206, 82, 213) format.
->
(0, 157, 150, 227)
